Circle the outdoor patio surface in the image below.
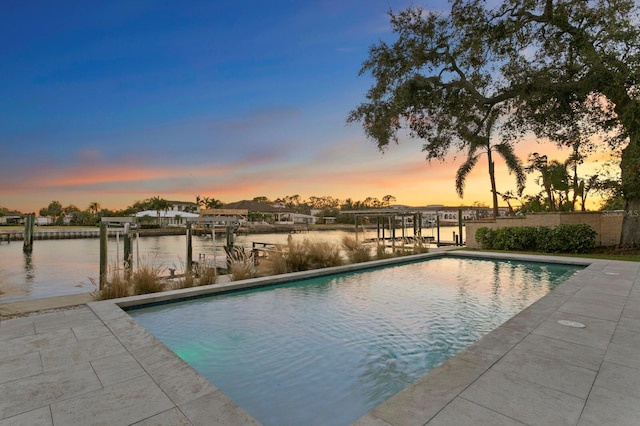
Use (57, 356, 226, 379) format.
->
(1, 251, 639, 425)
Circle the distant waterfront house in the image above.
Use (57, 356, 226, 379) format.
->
(134, 210, 199, 226)
(342, 204, 510, 228)
(280, 212, 317, 225)
(0, 214, 23, 225)
(309, 209, 336, 224)
(224, 200, 293, 223)
(167, 200, 199, 213)
(415, 205, 509, 225)
(36, 216, 53, 226)
(319, 216, 336, 224)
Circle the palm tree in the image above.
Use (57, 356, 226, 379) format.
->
(206, 198, 224, 209)
(149, 196, 172, 227)
(88, 201, 101, 217)
(525, 154, 570, 211)
(455, 112, 526, 218)
(87, 201, 101, 225)
(497, 191, 518, 216)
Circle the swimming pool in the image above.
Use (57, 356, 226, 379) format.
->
(129, 256, 581, 425)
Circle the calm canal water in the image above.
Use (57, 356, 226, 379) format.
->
(0, 227, 455, 303)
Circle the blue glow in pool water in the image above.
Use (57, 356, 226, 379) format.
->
(129, 256, 581, 425)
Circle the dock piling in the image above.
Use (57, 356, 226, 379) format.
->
(23, 213, 35, 252)
(123, 223, 132, 279)
(99, 222, 108, 289)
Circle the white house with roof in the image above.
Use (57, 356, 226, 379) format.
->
(134, 210, 199, 226)
(278, 212, 317, 224)
(167, 201, 199, 213)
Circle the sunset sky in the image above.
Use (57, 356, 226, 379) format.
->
(1, 1, 608, 213)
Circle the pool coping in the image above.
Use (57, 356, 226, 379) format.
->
(84, 250, 612, 425)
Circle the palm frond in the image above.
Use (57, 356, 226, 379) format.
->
(494, 142, 526, 196)
(455, 152, 480, 197)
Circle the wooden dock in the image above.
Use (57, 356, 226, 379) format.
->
(363, 235, 462, 247)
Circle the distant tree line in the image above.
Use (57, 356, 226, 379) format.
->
(24, 176, 625, 228)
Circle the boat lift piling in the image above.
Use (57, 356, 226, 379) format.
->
(99, 217, 136, 289)
(123, 223, 133, 279)
(23, 213, 35, 253)
(185, 216, 238, 274)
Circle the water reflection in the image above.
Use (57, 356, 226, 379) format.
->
(23, 251, 35, 282)
(1, 227, 464, 303)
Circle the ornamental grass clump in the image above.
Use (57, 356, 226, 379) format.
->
(132, 263, 165, 295)
(172, 271, 196, 290)
(91, 267, 130, 300)
(197, 262, 218, 285)
(341, 235, 372, 263)
(257, 250, 288, 276)
(229, 258, 256, 281)
(375, 244, 395, 259)
(284, 239, 311, 272)
(306, 240, 343, 269)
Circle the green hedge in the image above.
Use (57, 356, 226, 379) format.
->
(475, 224, 596, 253)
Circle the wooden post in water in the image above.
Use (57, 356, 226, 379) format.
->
(99, 221, 108, 289)
(354, 215, 359, 244)
(225, 224, 234, 251)
(123, 223, 132, 279)
(458, 208, 464, 246)
(23, 213, 35, 252)
(186, 222, 192, 274)
(390, 216, 395, 251)
(436, 214, 441, 247)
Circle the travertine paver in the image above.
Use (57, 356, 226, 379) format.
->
(488, 350, 596, 399)
(531, 311, 618, 350)
(505, 333, 605, 371)
(427, 397, 526, 426)
(50, 375, 175, 426)
(578, 385, 640, 425)
(0, 363, 102, 419)
(459, 368, 586, 425)
(0, 406, 53, 426)
(0, 351, 43, 384)
(0, 252, 639, 425)
(90, 352, 148, 387)
(131, 407, 192, 426)
(40, 334, 126, 371)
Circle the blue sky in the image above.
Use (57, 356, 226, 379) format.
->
(1, 0, 574, 213)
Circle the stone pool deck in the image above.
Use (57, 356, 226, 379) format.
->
(1, 251, 639, 425)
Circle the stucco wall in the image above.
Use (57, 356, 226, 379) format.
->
(465, 212, 624, 248)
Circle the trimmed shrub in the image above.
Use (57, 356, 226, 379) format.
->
(545, 224, 597, 253)
(475, 224, 596, 253)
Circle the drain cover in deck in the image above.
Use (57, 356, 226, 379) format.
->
(558, 320, 585, 328)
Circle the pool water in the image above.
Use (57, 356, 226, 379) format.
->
(129, 256, 581, 425)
